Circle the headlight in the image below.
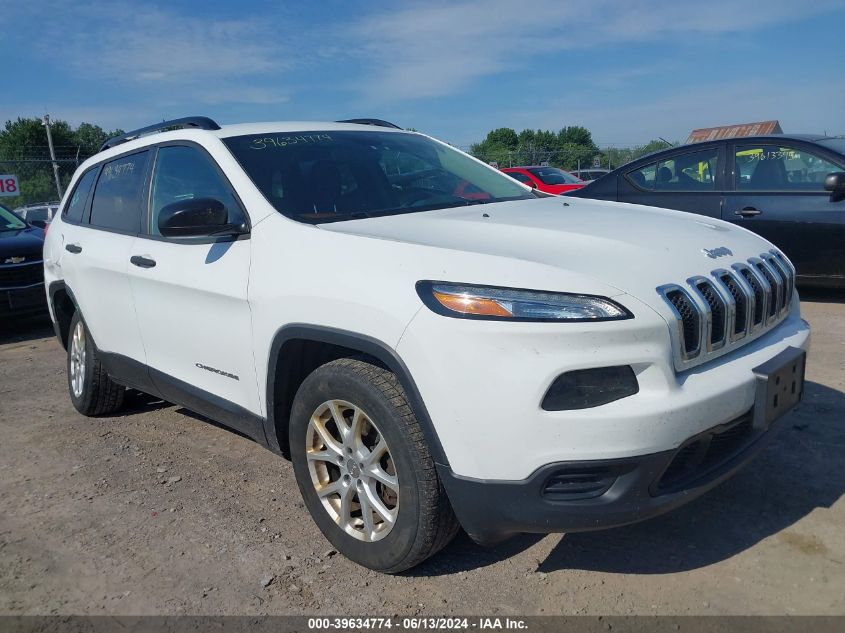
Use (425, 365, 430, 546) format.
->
(416, 281, 632, 322)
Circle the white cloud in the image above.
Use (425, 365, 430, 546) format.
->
(343, 0, 842, 101)
(32, 1, 292, 103)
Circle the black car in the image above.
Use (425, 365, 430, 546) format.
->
(0, 204, 47, 319)
(569, 134, 845, 288)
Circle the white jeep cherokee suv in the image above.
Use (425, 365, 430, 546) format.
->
(43, 117, 810, 572)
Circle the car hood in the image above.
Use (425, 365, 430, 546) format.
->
(318, 196, 778, 303)
(0, 227, 45, 261)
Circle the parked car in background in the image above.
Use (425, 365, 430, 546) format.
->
(571, 168, 610, 182)
(501, 166, 585, 194)
(568, 134, 845, 288)
(14, 201, 60, 229)
(0, 204, 47, 319)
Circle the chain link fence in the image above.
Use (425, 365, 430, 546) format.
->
(0, 146, 96, 209)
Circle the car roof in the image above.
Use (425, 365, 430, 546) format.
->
(79, 120, 411, 173)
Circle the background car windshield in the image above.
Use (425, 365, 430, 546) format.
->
(0, 206, 27, 231)
(527, 167, 581, 185)
(223, 131, 535, 223)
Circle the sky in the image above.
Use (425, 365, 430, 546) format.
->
(3, 0, 845, 149)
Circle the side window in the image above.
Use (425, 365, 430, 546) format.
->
(90, 152, 150, 232)
(626, 162, 657, 190)
(627, 149, 718, 192)
(62, 168, 98, 223)
(150, 146, 244, 235)
(735, 145, 842, 191)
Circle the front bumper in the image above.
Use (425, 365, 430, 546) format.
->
(0, 283, 47, 318)
(441, 404, 792, 544)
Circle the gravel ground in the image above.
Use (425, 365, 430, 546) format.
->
(1, 291, 843, 616)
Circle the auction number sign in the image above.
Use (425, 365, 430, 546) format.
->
(0, 174, 19, 197)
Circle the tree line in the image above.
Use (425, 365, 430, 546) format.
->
(469, 126, 673, 171)
(0, 117, 124, 208)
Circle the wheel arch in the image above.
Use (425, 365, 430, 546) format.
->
(48, 281, 78, 350)
(264, 325, 450, 468)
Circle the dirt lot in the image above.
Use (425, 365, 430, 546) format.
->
(1, 292, 843, 616)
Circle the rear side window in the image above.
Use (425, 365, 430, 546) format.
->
(90, 151, 150, 232)
(63, 168, 98, 223)
(627, 148, 718, 191)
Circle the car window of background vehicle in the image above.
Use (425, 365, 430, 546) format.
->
(89, 151, 150, 232)
(627, 148, 718, 191)
(527, 167, 581, 185)
(735, 145, 843, 191)
(150, 146, 244, 235)
(0, 205, 27, 231)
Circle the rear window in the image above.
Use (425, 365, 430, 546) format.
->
(222, 130, 534, 224)
(90, 151, 150, 232)
(64, 168, 98, 223)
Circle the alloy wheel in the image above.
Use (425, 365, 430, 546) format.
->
(305, 400, 399, 542)
(69, 320, 86, 398)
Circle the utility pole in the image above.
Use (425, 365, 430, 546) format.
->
(43, 114, 64, 199)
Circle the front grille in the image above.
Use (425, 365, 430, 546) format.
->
(695, 279, 727, 347)
(754, 261, 780, 319)
(718, 272, 747, 337)
(738, 265, 766, 326)
(664, 289, 700, 358)
(655, 411, 754, 494)
(658, 250, 794, 365)
(0, 261, 44, 288)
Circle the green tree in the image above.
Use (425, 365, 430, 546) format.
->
(0, 117, 123, 207)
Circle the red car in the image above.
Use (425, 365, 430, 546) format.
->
(501, 166, 586, 194)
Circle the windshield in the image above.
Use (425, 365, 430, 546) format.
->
(223, 130, 536, 224)
(0, 206, 27, 232)
(527, 167, 582, 185)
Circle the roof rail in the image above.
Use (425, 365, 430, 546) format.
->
(100, 116, 221, 152)
(336, 118, 402, 130)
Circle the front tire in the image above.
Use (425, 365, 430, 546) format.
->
(67, 311, 125, 416)
(290, 357, 459, 572)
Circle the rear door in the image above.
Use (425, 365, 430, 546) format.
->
(722, 142, 845, 283)
(59, 151, 150, 365)
(126, 143, 261, 437)
(618, 145, 726, 219)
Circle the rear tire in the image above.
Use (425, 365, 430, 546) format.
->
(67, 311, 125, 416)
(290, 357, 459, 573)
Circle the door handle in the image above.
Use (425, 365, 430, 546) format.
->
(734, 207, 762, 218)
(130, 255, 157, 269)
(65, 243, 82, 254)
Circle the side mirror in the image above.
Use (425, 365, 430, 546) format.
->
(825, 172, 845, 202)
(158, 197, 245, 238)
(824, 172, 845, 192)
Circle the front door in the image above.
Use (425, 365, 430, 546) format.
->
(722, 142, 845, 283)
(126, 144, 261, 439)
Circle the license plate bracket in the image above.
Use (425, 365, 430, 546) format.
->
(752, 346, 806, 429)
